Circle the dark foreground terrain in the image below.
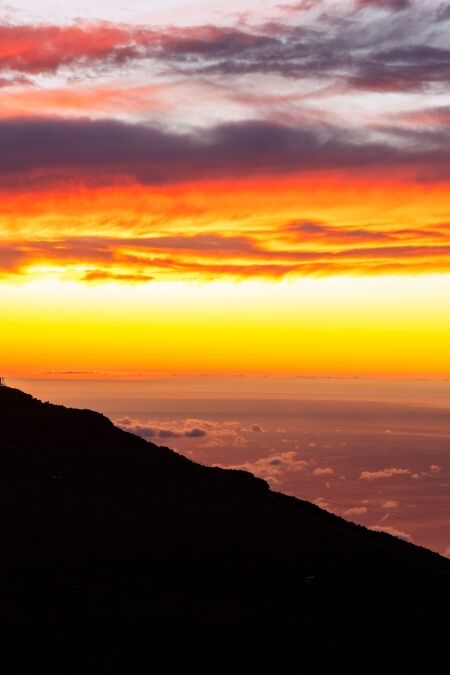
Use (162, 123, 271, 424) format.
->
(0, 386, 448, 673)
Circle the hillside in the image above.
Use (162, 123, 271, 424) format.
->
(0, 385, 448, 673)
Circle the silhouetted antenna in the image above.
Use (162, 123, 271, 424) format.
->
(0, 377, 5, 387)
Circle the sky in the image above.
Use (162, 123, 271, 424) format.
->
(1, 0, 450, 379)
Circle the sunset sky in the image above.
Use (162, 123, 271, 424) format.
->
(1, 0, 450, 378)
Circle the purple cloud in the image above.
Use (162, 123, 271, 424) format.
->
(1, 117, 448, 189)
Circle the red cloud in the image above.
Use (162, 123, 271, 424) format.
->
(0, 22, 276, 76)
(0, 23, 146, 74)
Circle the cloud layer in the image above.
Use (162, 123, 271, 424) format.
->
(3, 117, 444, 186)
(0, 2, 448, 283)
(1, 3, 449, 94)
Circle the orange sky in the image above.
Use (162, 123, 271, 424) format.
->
(1, 1, 449, 378)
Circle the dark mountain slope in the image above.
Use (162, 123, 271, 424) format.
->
(0, 385, 448, 674)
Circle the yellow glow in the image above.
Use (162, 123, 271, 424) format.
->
(1, 174, 450, 286)
(2, 275, 449, 378)
(1, 173, 449, 379)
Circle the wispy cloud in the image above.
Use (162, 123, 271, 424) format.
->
(0, 2, 448, 93)
(3, 220, 450, 283)
(343, 506, 368, 517)
(360, 467, 412, 480)
(0, 2, 448, 285)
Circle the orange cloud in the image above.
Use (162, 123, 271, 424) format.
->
(0, 166, 449, 283)
(2, 230, 450, 283)
(312, 467, 334, 476)
(343, 506, 368, 516)
(360, 468, 411, 480)
(381, 501, 400, 509)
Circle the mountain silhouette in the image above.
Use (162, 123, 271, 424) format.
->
(0, 385, 448, 673)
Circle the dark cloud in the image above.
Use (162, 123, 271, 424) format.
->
(1, 117, 447, 189)
(436, 3, 450, 21)
(0, 22, 278, 76)
(249, 424, 265, 432)
(351, 45, 450, 92)
(116, 418, 209, 440)
(159, 16, 450, 93)
(356, 0, 411, 11)
(184, 427, 208, 438)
